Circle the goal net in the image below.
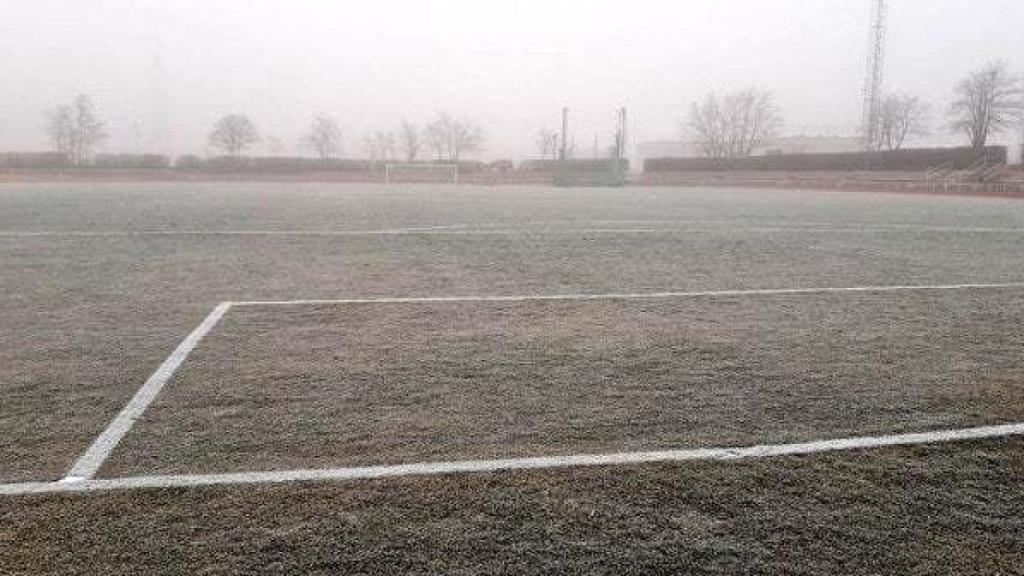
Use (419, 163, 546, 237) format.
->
(553, 159, 628, 187)
(385, 163, 459, 184)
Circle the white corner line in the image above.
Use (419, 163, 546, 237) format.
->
(29, 281, 1024, 493)
(62, 302, 233, 481)
(2, 225, 1023, 238)
(4, 422, 1023, 497)
(230, 282, 1024, 307)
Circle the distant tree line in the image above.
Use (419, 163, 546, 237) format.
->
(201, 110, 485, 166)
(34, 99, 487, 168)
(19, 62, 1024, 169)
(361, 113, 484, 164)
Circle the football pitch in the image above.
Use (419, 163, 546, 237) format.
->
(2, 183, 1023, 574)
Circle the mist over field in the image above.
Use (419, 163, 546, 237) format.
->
(4, 3, 1024, 572)
(2, 0, 1023, 161)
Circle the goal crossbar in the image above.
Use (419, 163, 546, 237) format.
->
(384, 163, 459, 184)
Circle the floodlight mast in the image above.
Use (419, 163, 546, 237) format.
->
(560, 107, 569, 161)
(862, 0, 888, 152)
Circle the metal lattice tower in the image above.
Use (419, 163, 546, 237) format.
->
(861, 0, 887, 151)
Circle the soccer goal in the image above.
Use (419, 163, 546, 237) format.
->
(384, 163, 459, 184)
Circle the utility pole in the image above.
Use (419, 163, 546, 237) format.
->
(613, 107, 628, 160)
(861, 0, 887, 152)
(1019, 76, 1024, 166)
(559, 107, 569, 161)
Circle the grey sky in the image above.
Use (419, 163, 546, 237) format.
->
(1, 0, 1022, 160)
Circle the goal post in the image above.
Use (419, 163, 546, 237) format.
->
(384, 163, 459, 184)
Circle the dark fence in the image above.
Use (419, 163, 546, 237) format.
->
(2, 152, 171, 169)
(520, 158, 630, 173)
(93, 154, 171, 169)
(644, 146, 1008, 172)
(0, 152, 69, 169)
(552, 159, 629, 187)
(175, 156, 366, 172)
(173, 156, 489, 174)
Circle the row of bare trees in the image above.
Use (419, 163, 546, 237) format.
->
(685, 88, 930, 157)
(44, 101, 483, 164)
(206, 113, 343, 160)
(875, 61, 1022, 153)
(360, 121, 418, 163)
(206, 111, 483, 163)
(362, 113, 484, 164)
(684, 61, 1022, 160)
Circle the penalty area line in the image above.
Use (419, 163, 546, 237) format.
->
(3, 224, 1024, 238)
(231, 282, 1024, 307)
(62, 302, 233, 482)
(4, 422, 1024, 496)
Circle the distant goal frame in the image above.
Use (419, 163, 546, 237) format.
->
(384, 163, 459, 184)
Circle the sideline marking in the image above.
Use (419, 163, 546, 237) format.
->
(1, 223, 1023, 237)
(63, 303, 233, 481)
(6, 423, 1023, 496)
(232, 282, 1024, 307)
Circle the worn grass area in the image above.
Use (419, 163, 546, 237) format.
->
(4, 438, 1024, 575)
(103, 292, 1024, 476)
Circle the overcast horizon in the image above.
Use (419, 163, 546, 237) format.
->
(2, 0, 1023, 161)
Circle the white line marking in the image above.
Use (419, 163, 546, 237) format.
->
(1, 225, 1022, 237)
(32, 281, 1024, 494)
(63, 303, 232, 481)
(231, 283, 1024, 307)
(4, 422, 1023, 496)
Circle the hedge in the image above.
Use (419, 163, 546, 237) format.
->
(644, 146, 1008, 172)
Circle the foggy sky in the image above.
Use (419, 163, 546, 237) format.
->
(1, 0, 1022, 160)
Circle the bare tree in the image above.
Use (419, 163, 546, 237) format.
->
(722, 89, 780, 157)
(425, 112, 484, 162)
(878, 93, 930, 151)
(949, 61, 1024, 151)
(303, 115, 342, 163)
(47, 94, 106, 166)
(209, 114, 259, 156)
(398, 120, 421, 162)
(70, 95, 107, 166)
(362, 130, 395, 163)
(535, 128, 558, 159)
(47, 107, 74, 163)
(688, 94, 727, 159)
(688, 89, 780, 159)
